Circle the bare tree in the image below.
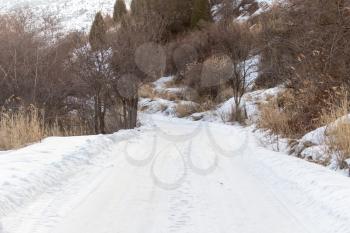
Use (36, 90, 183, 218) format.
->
(110, 9, 168, 129)
(208, 22, 255, 120)
(71, 44, 113, 134)
(0, 9, 78, 122)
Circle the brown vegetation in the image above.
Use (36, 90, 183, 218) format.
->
(175, 102, 199, 118)
(320, 91, 350, 169)
(255, 0, 350, 139)
(0, 107, 86, 150)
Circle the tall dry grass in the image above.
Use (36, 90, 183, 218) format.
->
(0, 107, 86, 150)
(320, 93, 350, 169)
(257, 98, 291, 137)
(256, 97, 293, 151)
(175, 103, 199, 118)
(219, 104, 247, 124)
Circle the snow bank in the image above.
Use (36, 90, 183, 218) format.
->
(295, 114, 350, 166)
(0, 131, 134, 218)
(301, 114, 350, 146)
(248, 144, 350, 233)
(140, 98, 177, 117)
(153, 76, 173, 88)
(301, 126, 327, 145)
(215, 86, 284, 123)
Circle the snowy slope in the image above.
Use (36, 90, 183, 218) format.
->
(0, 0, 131, 32)
(1, 115, 350, 233)
(0, 0, 273, 32)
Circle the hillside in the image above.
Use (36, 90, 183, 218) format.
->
(0, 0, 130, 32)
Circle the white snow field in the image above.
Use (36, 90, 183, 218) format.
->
(0, 0, 131, 32)
(1, 114, 350, 233)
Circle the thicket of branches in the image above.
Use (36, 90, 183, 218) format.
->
(0, 10, 82, 126)
(2, 0, 347, 151)
(255, 0, 350, 135)
(0, 0, 217, 139)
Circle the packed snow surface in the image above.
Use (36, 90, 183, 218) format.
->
(1, 115, 350, 233)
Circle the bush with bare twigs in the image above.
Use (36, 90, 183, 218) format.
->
(320, 91, 350, 169)
(255, 0, 350, 136)
(175, 103, 199, 118)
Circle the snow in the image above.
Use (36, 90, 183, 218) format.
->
(139, 98, 177, 116)
(0, 131, 135, 221)
(244, 55, 260, 86)
(1, 115, 350, 233)
(153, 76, 174, 90)
(301, 114, 350, 146)
(236, 0, 273, 22)
(0, 0, 131, 32)
(291, 114, 350, 168)
(300, 145, 328, 162)
(301, 126, 327, 145)
(140, 76, 197, 117)
(152, 76, 187, 95)
(214, 0, 273, 22)
(214, 86, 284, 123)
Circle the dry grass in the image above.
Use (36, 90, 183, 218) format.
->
(320, 94, 350, 169)
(158, 91, 183, 101)
(257, 98, 292, 138)
(198, 98, 216, 112)
(219, 104, 247, 124)
(139, 82, 185, 102)
(216, 86, 234, 103)
(139, 84, 156, 99)
(256, 97, 294, 151)
(164, 79, 176, 89)
(0, 107, 86, 150)
(175, 103, 199, 118)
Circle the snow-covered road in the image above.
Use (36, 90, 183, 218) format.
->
(1, 115, 350, 233)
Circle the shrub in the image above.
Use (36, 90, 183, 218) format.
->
(255, 0, 350, 136)
(0, 106, 87, 150)
(113, 0, 128, 22)
(219, 104, 247, 124)
(257, 97, 292, 138)
(327, 121, 350, 169)
(320, 92, 350, 169)
(175, 103, 199, 118)
(139, 84, 156, 99)
(254, 4, 294, 88)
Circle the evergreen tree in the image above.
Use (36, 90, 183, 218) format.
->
(191, 0, 212, 28)
(113, 0, 127, 22)
(89, 12, 107, 50)
(130, 0, 147, 16)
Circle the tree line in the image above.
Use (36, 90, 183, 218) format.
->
(1, 0, 347, 139)
(0, 0, 216, 134)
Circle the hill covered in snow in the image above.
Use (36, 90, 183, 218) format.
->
(0, 0, 273, 32)
(0, 0, 130, 32)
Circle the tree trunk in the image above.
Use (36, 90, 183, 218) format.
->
(94, 95, 100, 134)
(122, 99, 127, 129)
(100, 98, 106, 134)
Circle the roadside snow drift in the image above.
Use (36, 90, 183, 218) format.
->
(0, 131, 134, 219)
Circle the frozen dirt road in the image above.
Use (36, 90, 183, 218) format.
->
(1, 115, 350, 233)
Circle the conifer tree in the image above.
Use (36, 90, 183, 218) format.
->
(89, 12, 107, 50)
(130, 0, 147, 16)
(191, 0, 212, 28)
(113, 0, 127, 22)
